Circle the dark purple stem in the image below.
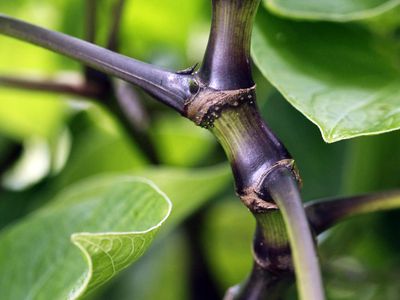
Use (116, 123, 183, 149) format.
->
(0, 14, 195, 112)
(0, 75, 100, 98)
(199, 0, 260, 90)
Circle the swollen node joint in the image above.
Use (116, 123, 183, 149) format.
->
(184, 85, 256, 128)
(237, 159, 301, 213)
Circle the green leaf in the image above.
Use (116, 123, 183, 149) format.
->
(121, 0, 205, 60)
(149, 113, 216, 167)
(132, 164, 231, 231)
(0, 165, 231, 299)
(0, 176, 171, 300)
(56, 108, 148, 187)
(202, 199, 254, 290)
(263, 0, 400, 22)
(0, 0, 82, 72)
(0, 88, 69, 140)
(252, 11, 400, 142)
(100, 231, 190, 300)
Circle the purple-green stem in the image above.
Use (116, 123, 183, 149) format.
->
(306, 190, 400, 235)
(0, 1, 325, 299)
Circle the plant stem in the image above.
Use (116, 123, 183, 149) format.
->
(210, 102, 291, 196)
(108, 80, 160, 164)
(0, 14, 194, 112)
(265, 167, 324, 300)
(85, 0, 97, 44)
(193, 0, 264, 105)
(106, 0, 126, 51)
(306, 190, 400, 235)
(225, 264, 293, 300)
(113, 80, 149, 132)
(0, 75, 100, 98)
(226, 210, 294, 300)
(200, 0, 261, 90)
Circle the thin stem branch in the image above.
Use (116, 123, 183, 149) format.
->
(85, 0, 97, 43)
(265, 167, 324, 300)
(0, 14, 194, 112)
(106, 0, 126, 51)
(0, 75, 100, 98)
(113, 80, 149, 131)
(84, 0, 98, 80)
(306, 190, 400, 235)
(227, 210, 294, 300)
(110, 80, 159, 164)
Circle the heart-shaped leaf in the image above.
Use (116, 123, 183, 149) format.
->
(252, 11, 400, 142)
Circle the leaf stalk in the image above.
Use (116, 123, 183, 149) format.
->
(0, 14, 194, 112)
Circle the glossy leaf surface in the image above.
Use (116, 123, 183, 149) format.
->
(252, 11, 400, 142)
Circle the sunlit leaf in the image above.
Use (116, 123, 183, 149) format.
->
(0, 88, 68, 140)
(149, 113, 216, 167)
(121, 0, 206, 61)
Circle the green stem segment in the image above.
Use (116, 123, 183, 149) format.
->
(211, 100, 324, 300)
(225, 210, 294, 300)
(211, 102, 290, 196)
(265, 167, 324, 300)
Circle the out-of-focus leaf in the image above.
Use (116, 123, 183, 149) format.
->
(202, 199, 254, 291)
(0, 88, 69, 140)
(121, 0, 207, 61)
(149, 113, 216, 167)
(320, 131, 400, 300)
(363, 5, 400, 37)
(321, 213, 400, 300)
(252, 10, 400, 143)
(342, 131, 400, 194)
(2, 137, 51, 190)
(263, 0, 400, 22)
(0, 176, 172, 300)
(55, 107, 148, 188)
(0, 0, 82, 73)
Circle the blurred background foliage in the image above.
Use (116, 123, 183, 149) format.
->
(0, 1, 400, 299)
